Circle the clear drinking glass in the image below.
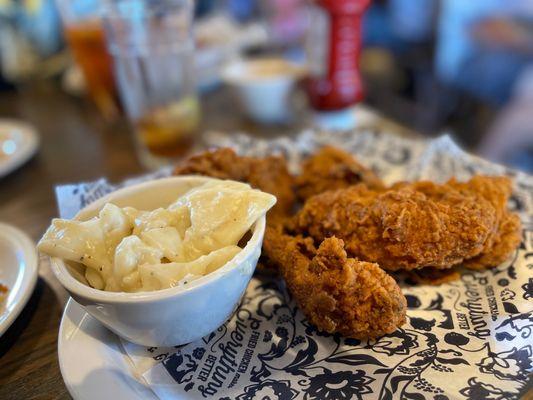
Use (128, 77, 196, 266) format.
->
(56, 0, 119, 119)
(102, 0, 200, 169)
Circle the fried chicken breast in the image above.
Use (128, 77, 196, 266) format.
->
(293, 179, 501, 271)
(174, 148, 295, 217)
(448, 176, 522, 269)
(392, 176, 522, 270)
(295, 146, 385, 201)
(264, 231, 406, 338)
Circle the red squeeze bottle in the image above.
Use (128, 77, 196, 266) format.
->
(305, 0, 371, 111)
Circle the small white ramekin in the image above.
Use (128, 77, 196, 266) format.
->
(221, 57, 306, 124)
(49, 176, 265, 347)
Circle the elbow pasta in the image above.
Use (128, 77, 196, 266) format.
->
(38, 181, 275, 292)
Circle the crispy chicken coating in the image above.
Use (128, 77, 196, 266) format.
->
(293, 179, 501, 271)
(174, 147, 248, 180)
(465, 213, 521, 269)
(264, 231, 406, 338)
(174, 148, 295, 218)
(448, 176, 522, 269)
(247, 157, 295, 218)
(394, 176, 522, 269)
(295, 146, 385, 201)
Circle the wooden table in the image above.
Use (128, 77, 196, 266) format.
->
(2, 82, 528, 400)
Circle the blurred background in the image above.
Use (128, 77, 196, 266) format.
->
(1, 0, 532, 172)
(1, 3, 531, 397)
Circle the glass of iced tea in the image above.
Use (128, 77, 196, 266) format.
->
(56, 0, 119, 119)
(102, 0, 200, 169)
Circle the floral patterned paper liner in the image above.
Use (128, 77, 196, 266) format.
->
(55, 130, 533, 400)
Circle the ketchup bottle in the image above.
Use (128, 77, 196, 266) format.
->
(305, 0, 371, 111)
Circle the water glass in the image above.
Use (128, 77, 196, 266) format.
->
(102, 0, 200, 169)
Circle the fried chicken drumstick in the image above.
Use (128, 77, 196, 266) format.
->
(295, 146, 385, 200)
(264, 232, 407, 338)
(293, 176, 520, 271)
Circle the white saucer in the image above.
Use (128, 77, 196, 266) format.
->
(58, 299, 158, 400)
(0, 119, 39, 178)
(0, 222, 38, 336)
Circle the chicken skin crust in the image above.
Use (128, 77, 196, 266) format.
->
(448, 176, 522, 269)
(293, 178, 502, 271)
(295, 146, 385, 201)
(263, 231, 407, 339)
(173, 147, 295, 218)
(391, 176, 522, 270)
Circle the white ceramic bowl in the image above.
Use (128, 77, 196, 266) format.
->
(49, 176, 265, 347)
(222, 58, 306, 124)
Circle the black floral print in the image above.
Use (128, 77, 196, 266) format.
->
(304, 370, 373, 400)
(192, 347, 205, 360)
(277, 314, 292, 324)
(410, 317, 436, 331)
(344, 338, 362, 347)
(371, 330, 418, 356)
(477, 346, 532, 382)
(290, 335, 306, 348)
(236, 379, 297, 400)
(275, 327, 288, 338)
(444, 332, 470, 346)
(459, 377, 515, 400)
(522, 278, 533, 300)
(263, 330, 273, 342)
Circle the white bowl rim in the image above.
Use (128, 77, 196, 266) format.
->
(48, 176, 266, 304)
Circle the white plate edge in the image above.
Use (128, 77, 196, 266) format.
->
(58, 299, 159, 400)
(0, 222, 39, 336)
(0, 120, 40, 179)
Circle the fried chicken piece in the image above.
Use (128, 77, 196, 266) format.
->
(464, 213, 521, 269)
(247, 157, 295, 218)
(293, 179, 500, 271)
(174, 148, 295, 217)
(295, 146, 385, 201)
(448, 176, 521, 269)
(264, 231, 406, 338)
(397, 176, 522, 269)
